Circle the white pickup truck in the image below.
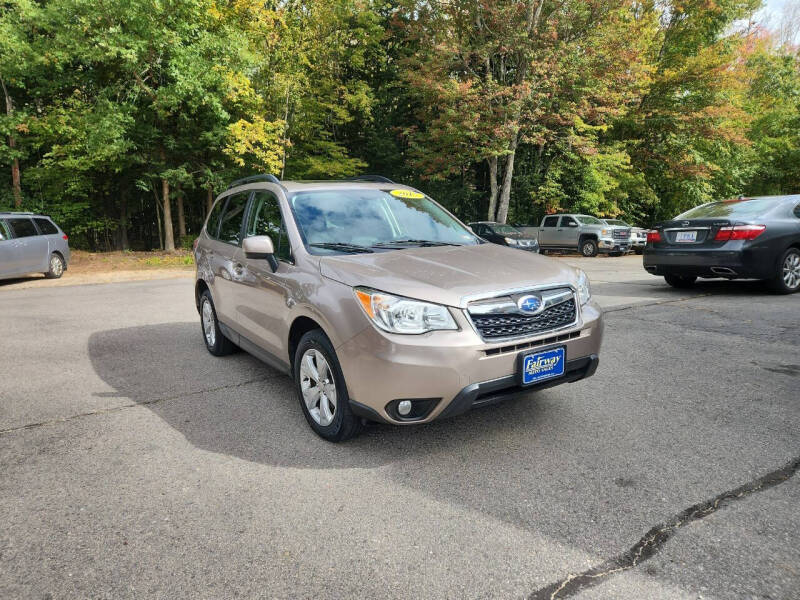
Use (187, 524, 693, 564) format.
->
(535, 214, 631, 257)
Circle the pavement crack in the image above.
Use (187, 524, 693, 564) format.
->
(528, 455, 800, 600)
(601, 293, 712, 314)
(0, 376, 270, 436)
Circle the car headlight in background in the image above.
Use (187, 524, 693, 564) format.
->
(504, 237, 518, 246)
(576, 269, 591, 305)
(354, 288, 458, 334)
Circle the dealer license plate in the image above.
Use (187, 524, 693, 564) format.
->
(520, 347, 566, 386)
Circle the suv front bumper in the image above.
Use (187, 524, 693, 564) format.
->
(336, 301, 603, 425)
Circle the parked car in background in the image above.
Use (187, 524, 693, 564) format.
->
(643, 195, 800, 293)
(468, 221, 539, 253)
(0, 212, 70, 281)
(602, 219, 648, 254)
(536, 214, 631, 257)
(195, 175, 602, 441)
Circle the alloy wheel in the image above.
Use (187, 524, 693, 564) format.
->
(783, 252, 800, 290)
(50, 255, 64, 277)
(299, 349, 337, 426)
(202, 299, 216, 347)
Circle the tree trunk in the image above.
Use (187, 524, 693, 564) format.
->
(496, 134, 519, 224)
(119, 191, 129, 250)
(1, 76, 22, 207)
(206, 186, 213, 217)
(176, 185, 186, 239)
(486, 156, 499, 221)
(161, 178, 175, 251)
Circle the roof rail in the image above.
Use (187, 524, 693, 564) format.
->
(342, 175, 394, 184)
(227, 174, 281, 189)
(0, 211, 35, 215)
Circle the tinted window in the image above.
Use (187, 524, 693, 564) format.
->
(206, 197, 227, 238)
(0, 220, 9, 240)
(34, 218, 59, 235)
(8, 218, 38, 238)
(218, 193, 249, 245)
(560, 216, 578, 227)
(676, 198, 779, 219)
(246, 191, 292, 262)
(542, 216, 559, 227)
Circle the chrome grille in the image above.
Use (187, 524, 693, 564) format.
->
(470, 299, 576, 339)
(613, 229, 630, 240)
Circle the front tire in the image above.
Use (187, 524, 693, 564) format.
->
(581, 239, 598, 257)
(200, 290, 236, 356)
(664, 274, 697, 289)
(44, 253, 65, 279)
(770, 248, 800, 294)
(294, 329, 362, 442)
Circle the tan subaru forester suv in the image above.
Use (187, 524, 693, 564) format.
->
(195, 175, 603, 441)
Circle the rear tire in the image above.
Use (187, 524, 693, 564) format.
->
(635, 248, 644, 255)
(44, 253, 65, 279)
(580, 239, 598, 257)
(664, 274, 697, 289)
(294, 329, 362, 442)
(200, 290, 237, 356)
(770, 248, 800, 294)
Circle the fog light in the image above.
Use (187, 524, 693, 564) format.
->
(397, 400, 412, 416)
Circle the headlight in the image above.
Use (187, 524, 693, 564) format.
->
(354, 288, 458, 334)
(504, 237, 518, 246)
(576, 269, 591, 305)
(601, 229, 610, 236)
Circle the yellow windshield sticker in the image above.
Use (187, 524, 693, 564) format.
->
(389, 189, 425, 199)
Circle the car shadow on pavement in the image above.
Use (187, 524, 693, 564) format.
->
(87, 321, 553, 471)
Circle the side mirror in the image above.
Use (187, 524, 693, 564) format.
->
(243, 235, 278, 271)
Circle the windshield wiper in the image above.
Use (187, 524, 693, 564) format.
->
(308, 242, 373, 254)
(372, 239, 461, 248)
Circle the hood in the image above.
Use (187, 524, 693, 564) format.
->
(319, 243, 578, 308)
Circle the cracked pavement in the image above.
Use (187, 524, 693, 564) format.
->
(1, 255, 798, 599)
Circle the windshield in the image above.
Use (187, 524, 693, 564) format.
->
(575, 215, 604, 224)
(675, 198, 781, 219)
(290, 189, 479, 253)
(489, 224, 520, 235)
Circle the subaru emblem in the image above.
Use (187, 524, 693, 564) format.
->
(517, 294, 543, 314)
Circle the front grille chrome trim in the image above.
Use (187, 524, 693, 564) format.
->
(464, 283, 581, 343)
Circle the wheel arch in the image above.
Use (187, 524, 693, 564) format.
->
(579, 233, 598, 243)
(289, 315, 328, 367)
(195, 279, 210, 313)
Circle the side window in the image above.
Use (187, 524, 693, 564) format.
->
(206, 197, 227, 239)
(218, 192, 249, 245)
(34, 218, 59, 235)
(0, 220, 10, 240)
(473, 225, 485, 235)
(794, 204, 800, 218)
(8, 218, 38, 238)
(560, 216, 578, 227)
(542, 216, 559, 228)
(246, 191, 292, 262)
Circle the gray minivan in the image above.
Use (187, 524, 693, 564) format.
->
(0, 212, 70, 280)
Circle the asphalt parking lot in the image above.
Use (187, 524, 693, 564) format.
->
(1, 254, 798, 599)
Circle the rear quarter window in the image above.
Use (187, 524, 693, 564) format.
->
(34, 218, 59, 235)
(794, 204, 800, 218)
(8, 218, 38, 238)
